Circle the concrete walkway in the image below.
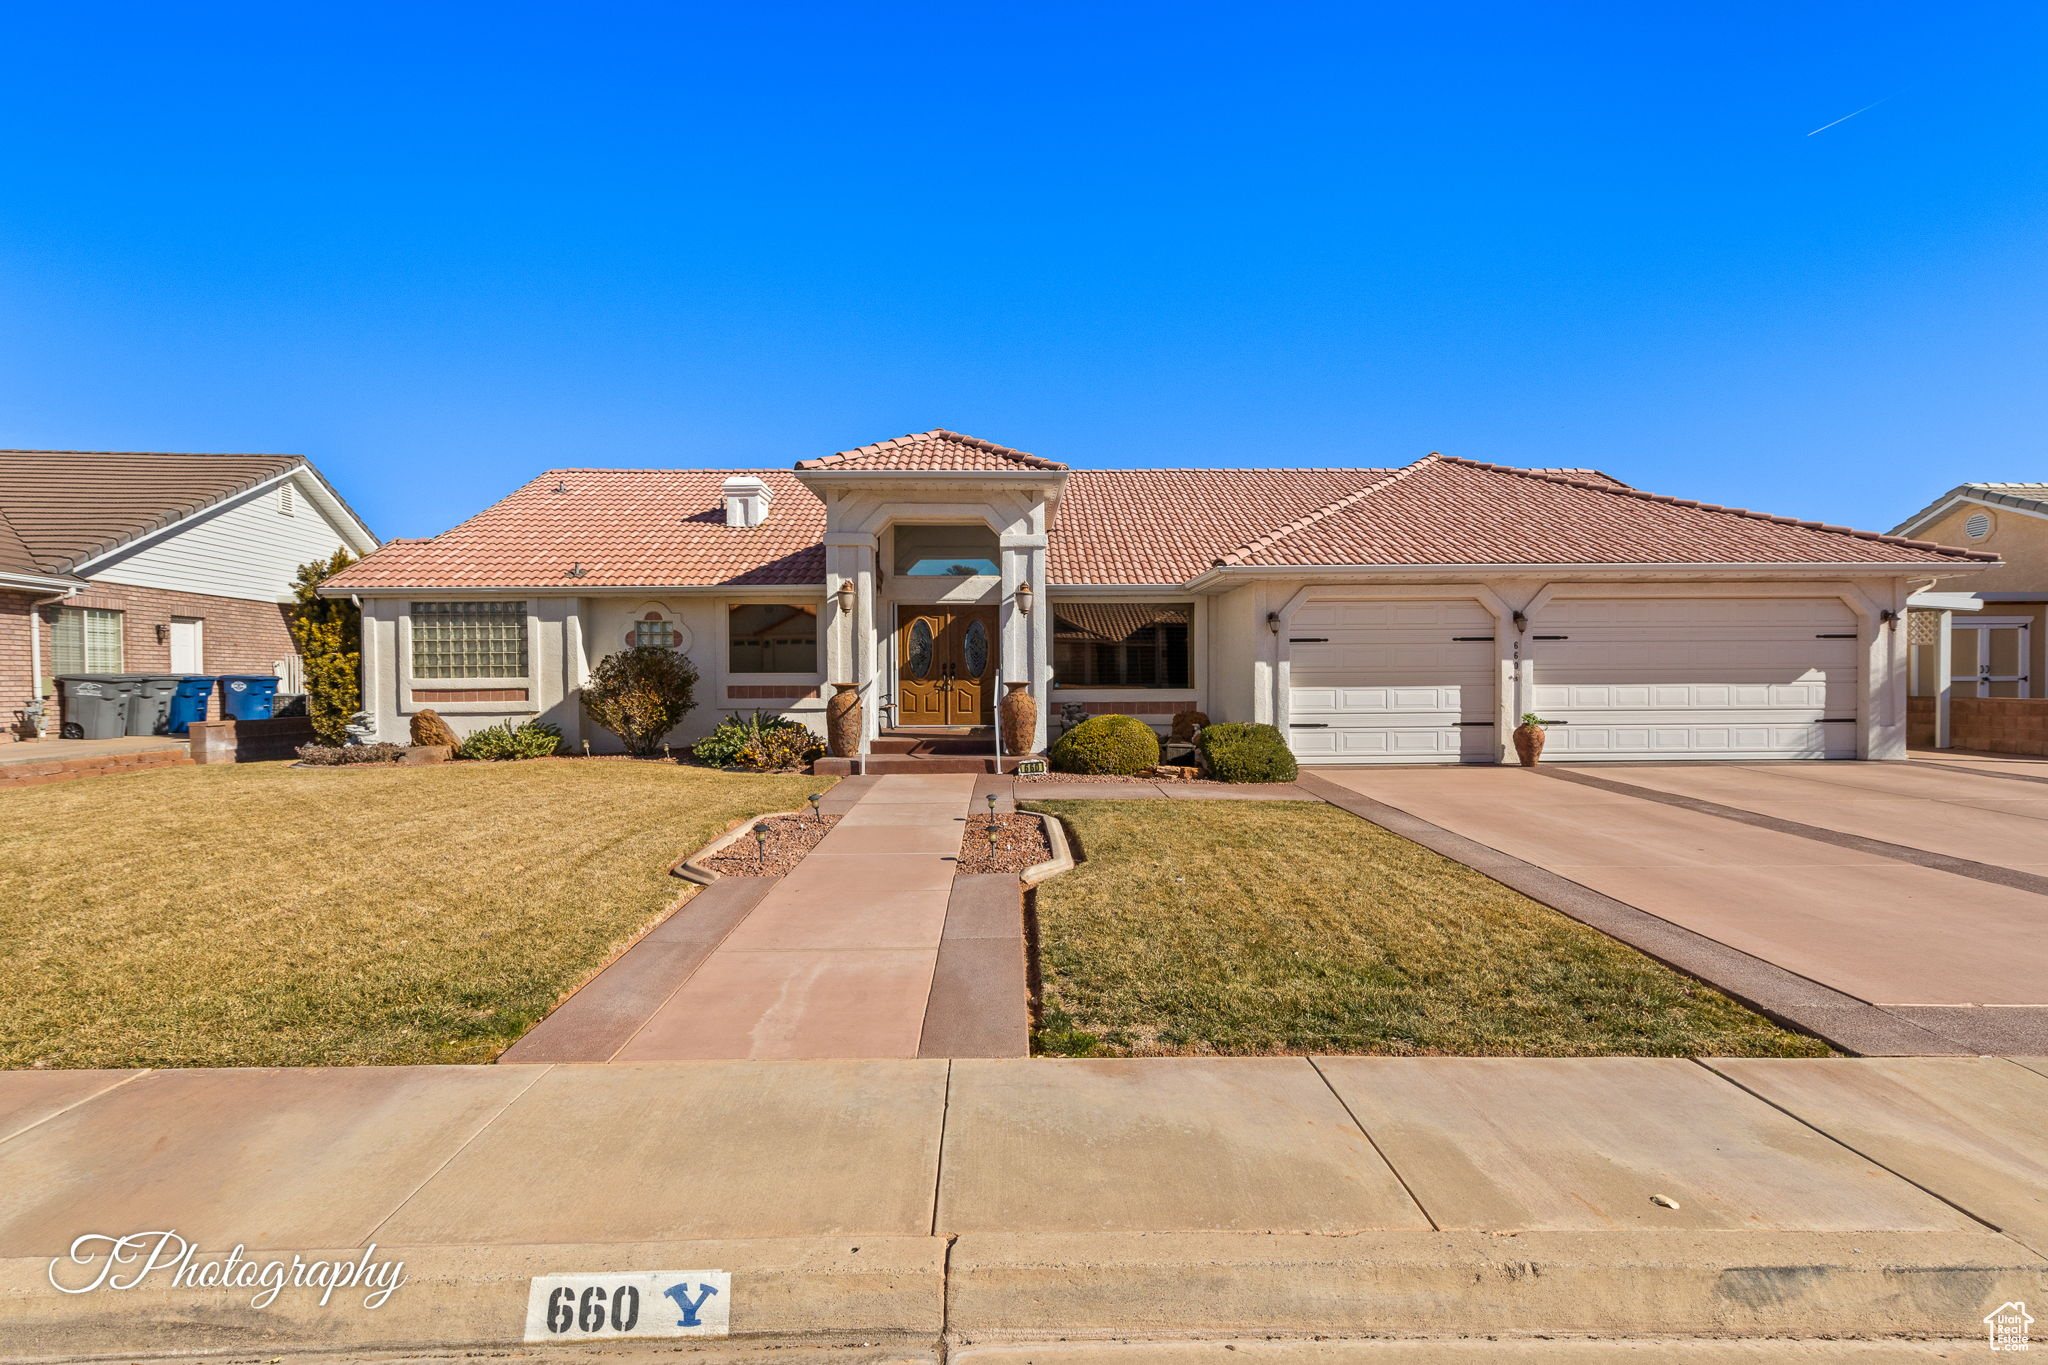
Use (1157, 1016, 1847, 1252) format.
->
(592, 774, 1001, 1061)
(4, 1055, 2045, 1357)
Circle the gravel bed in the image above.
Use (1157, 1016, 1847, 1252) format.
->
(700, 813, 840, 877)
(955, 812, 1054, 875)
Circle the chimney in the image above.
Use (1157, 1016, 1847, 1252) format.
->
(721, 475, 772, 528)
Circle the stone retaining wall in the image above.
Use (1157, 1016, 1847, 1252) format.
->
(1950, 696, 2048, 756)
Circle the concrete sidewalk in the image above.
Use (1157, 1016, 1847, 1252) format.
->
(3, 1056, 2045, 1358)
(503, 774, 1028, 1063)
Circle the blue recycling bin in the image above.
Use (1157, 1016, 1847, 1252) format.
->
(218, 674, 280, 721)
(164, 676, 216, 735)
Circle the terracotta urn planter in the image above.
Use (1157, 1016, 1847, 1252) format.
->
(824, 683, 862, 758)
(1512, 716, 1548, 767)
(999, 681, 1037, 755)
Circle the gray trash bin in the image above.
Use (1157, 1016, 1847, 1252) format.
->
(54, 675, 132, 740)
(125, 675, 187, 736)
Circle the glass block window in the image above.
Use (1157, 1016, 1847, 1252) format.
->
(411, 601, 528, 678)
(50, 607, 124, 681)
(632, 615, 681, 648)
(729, 604, 818, 674)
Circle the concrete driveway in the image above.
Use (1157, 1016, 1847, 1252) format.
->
(1309, 760, 2048, 1053)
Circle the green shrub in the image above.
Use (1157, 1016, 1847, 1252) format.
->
(583, 646, 701, 756)
(1049, 713, 1160, 775)
(456, 719, 563, 761)
(1195, 721, 1298, 783)
(693, 711, 824, 772)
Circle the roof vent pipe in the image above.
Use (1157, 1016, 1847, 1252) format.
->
(721, 475, 772, 529)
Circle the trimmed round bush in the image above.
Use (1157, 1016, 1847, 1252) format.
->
(1049, 713, 1160, 775)
(1196, 721, 1298, 783)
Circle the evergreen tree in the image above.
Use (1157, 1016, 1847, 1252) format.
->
(288, 550, 360, 745)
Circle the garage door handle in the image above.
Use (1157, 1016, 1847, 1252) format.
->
(1815, 633, 1858, 638)
(1532, 634, 1569, 640)
(1452, 636, 1495, 641)
(1289, 722, 1330, 728)
(1289, 637, 1329, 643)
(1820, 717, 1855, 723)
(1453, 721, 1495, 727)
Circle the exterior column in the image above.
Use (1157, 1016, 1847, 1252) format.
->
(999, 532, 1049, 752)
(1935, 609, 1954, 750)
(823, 533, 879, 742)
(559, 598, 588, 750)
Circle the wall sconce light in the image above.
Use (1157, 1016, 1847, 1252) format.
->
(1879, 608, 1898, 627)
(1266, 611, 1280, 634)
(1512, 610, 1527, 632)
(154, 623, 170, 644)
(835, 580, 856, 615)
(1016, 582, 1035, 615)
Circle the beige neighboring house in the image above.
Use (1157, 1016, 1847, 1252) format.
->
(323, 429, 1997, 766)
(1892, 483, 2047, 750)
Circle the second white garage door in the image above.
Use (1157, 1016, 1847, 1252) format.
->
(1287, 599, 1499, 764)
(1529, 596, 1861, 760)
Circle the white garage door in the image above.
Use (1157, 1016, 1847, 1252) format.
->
(1287, 599, 1498, 764)
(1530, 597, 1861, 760)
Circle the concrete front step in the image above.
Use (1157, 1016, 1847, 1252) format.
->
(815, 755, 1034, 775)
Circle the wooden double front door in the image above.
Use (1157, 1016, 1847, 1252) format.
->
(896, 606, 997, 727)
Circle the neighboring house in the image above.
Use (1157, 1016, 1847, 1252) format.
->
(322, 429, 1994, 765)
(1, 451, 380, 740)
(1891, 482, 2047, 749)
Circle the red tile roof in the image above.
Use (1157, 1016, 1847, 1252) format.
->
(325, 469, 827, 589)
(1049, 468, 1395, 583)
(796, 429, 1066, 472)
(1216, 455, 1998, 569)
(325, 448, 1992, 593)
(0, 449, 318, 575)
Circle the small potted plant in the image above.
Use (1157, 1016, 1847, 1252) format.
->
(1513, 713, 1554, 767)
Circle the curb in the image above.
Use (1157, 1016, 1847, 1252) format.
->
(671, 810, 810, 885)
(1018, 810, 1076, 886)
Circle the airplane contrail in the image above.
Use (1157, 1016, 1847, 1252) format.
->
(1807, 98, 1888, 136)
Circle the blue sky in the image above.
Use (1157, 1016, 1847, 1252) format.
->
(2, 3, 2043, 541)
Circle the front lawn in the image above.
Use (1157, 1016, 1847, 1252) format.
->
(1028, 800, 1829, 1058)
(0, 760, 826, 1069)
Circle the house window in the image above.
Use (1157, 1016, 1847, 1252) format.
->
(893, 524, 999, 577)
(50, 607, 124, 678)
(729, 604, 818, 674)
(411, 601, 528, 678)
(1053, 602, 1192, 688)
(631, 614, 682, 648)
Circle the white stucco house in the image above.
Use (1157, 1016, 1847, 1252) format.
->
(322, 429, 1995, 766)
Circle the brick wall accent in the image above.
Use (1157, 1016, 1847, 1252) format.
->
(410, 687, 529, 703)
(727, 685, 820, 700)
(0, 746, 193, 789)
(189, 715, 318, 764)
(0, 590, 39, 739)
(1907, 695, 1936, 749)
(1950, 696, 2048, 757)
(1064, 700, 1190, 715)
(2, 582, 298, 743)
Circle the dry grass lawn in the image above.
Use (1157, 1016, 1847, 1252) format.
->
(0, 759, 825, 1069)
(1029, 799, 1829, 1058)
